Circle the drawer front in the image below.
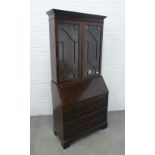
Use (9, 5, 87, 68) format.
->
(80, 101, 106, 116)
(64, 111, 79, 121)
(80, 108, 107, 125)
(64, 95, 107, 121)
(79, 116, 107, 133)
(64, 115, 107, 140)
(64, 108, 107, 130)
(64, 95, 107, 114)
(81, 95, 107, 109)
(64, 119, 80, 130)
(64, 103, 80, 115)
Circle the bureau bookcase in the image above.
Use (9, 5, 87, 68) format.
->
(47, 9, 108, 149)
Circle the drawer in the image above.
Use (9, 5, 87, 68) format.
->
(64, 115, 107, 140)
(64, 101, 106, 122)
(80, 100, 107, 116)
(64, 108, 107, 130)
(64, 119, 80, 130)
(79, 116, 107, 133)
(63, 95, 107, 115)
(64, 103, 80, 115)
(64, 113, 107, 140)
(63, 103, 80, 121)
(81, 95, 107, 109)
(80, 108, 107, 125)
(64, 110, 80, 121)
(63, 95, 108, 123)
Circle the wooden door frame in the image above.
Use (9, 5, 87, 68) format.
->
(55, 19, 104, 83)
(55, 19, 82, 84)
(81, 21, 103, 80)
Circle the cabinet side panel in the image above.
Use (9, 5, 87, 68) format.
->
(49, 18, 57, 82)
(51, 82, 63, 139)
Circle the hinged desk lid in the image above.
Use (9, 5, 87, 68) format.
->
(58, 76, 108, 106)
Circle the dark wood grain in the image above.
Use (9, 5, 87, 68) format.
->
(58, 75, 108, 105)
(47, 9, 108, 149)
(47, 9, 106, 22)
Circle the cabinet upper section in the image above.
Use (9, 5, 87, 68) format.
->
(46, 9, 106, 22)
(47, 9, 106, 84)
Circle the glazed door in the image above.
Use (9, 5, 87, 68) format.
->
(56, 21, 80, 82)
(83, 23, 103, 78)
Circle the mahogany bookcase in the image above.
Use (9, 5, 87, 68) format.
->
(46, 9, 108, 149)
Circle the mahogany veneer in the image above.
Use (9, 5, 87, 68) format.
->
(46, 9, 108, 149)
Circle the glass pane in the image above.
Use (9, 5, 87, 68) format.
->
(84, 25, 102, 77)
(58, 23, 79, 81)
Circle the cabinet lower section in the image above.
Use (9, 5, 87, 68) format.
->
(55, 122, 108, 149)
(52, 76, 109, 149)
(53, 95, 108, 149)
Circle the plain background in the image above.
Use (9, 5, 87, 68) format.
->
(31, 0, 125, 115)
(1, 0, 155, 155)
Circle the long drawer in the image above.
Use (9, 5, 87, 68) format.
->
(63, 115, 107, 140)
(64, 95, 108, 121)
(79, 115, 106, 133)
(64, 108, 107, 130)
